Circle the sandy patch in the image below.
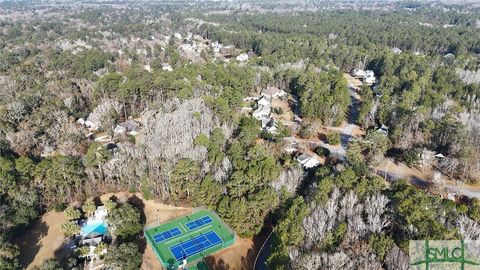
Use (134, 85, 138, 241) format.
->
(15, 211, 68, 269)
(344, 73, 363, 89)
(207, 237, 255, 270)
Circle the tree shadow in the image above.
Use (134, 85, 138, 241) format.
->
(128, 194, 146, 225)
(205, 256, 231, 270)
(128, 194, 147, 255)
(15, 220, 48, 269)
(107, 195, 119, 204)
(53, 237, 77, 268)
(92, 196, 102, 206)
(247, 225, 272, 270)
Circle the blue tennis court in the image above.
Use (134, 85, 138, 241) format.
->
(153, 227, 182, 243)
(185, 215, 213, 231)
(169, 231, 222, 261)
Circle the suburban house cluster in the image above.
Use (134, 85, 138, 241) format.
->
(246, 87, 322, 170)
(249, 86, 286, 134)
(77, 117, 141, 147)
(351, 68, 377, 85)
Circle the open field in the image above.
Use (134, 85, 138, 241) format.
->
(14, 211, 68, 270)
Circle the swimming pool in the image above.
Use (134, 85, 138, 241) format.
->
(81, 220, 108, 236)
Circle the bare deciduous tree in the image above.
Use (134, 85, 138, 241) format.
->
(365, 193, 390, 233)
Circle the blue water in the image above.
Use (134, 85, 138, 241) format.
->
(81, 221, 107, 236)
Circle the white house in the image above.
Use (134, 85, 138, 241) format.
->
(257, 96, 271, 107)
(364, 70, 376, 85)
(351, 68, 366, 78)
(84, 120, 97, 130)
(261, 117, 277, 134)
(376, 124, 389, 135)
(284, 143, 298, 154)
(392, 47, 403, 54)
(261, 87, 286, 99)
(303, 157, 320, 169)
(162, 63, 173, 72)
(253, 105, 271, 120)
(236, 53, 249, 62)
(113, 125, 127, 135)
(94, 206, 108, 221)
(297, 154, 311, 165)
(296, 153, 320, 169)
(243, 96, 260, 102)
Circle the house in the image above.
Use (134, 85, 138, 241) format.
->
(257, 96, 271, 107)
(364, 70, 376, 85)
(94, 206, 108, 220)
(162, 63, 173, 71)
(303, 157, 320, 169)
(392, 47, 403, 54)
(434, 153, 446, 159)
(296, 154, 320, 169)
(119, 120, 139, 133)
(284, 143, 298, 154)
(113, 125, 127, 135)
(253, 105, 271, 120)
(243, 96, 260, 101)
(84, 120, 97, 130)
(297, 154, 311, 165)
(236, 53, 249, 62)
(261, 117, 277, 134)
(351, 68, 366, 78)
(376, 124, 389, 135)
(80, 236, 103, 246)
(80, 205, 109, 246)
(261, 87, 286, 99)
